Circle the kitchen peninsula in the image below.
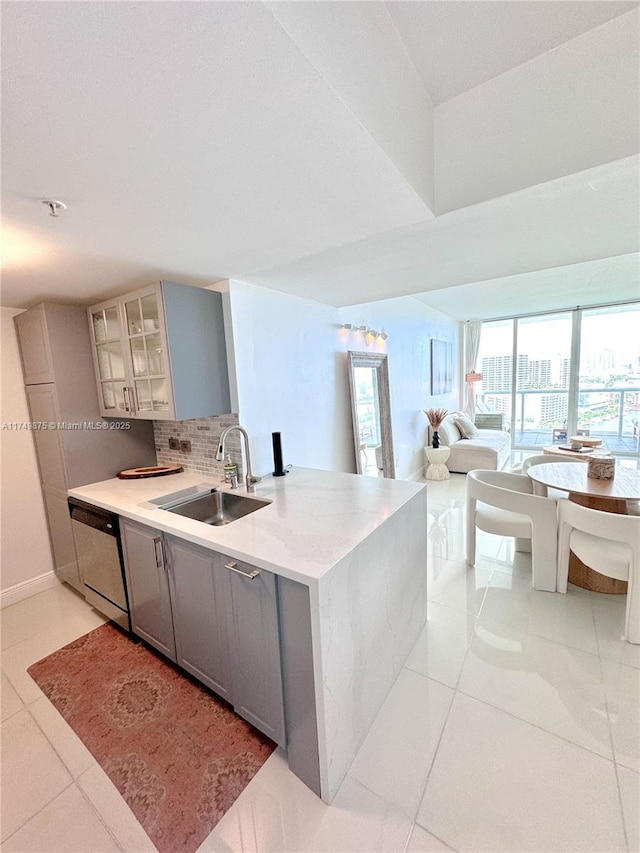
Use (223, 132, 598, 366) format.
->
(69, 467, 428, 803)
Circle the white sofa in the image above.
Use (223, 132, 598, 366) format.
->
(427, 412, 511, 474)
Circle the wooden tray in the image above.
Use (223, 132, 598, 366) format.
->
(117, 465, 184, 480)
(570, 436, 602, 447)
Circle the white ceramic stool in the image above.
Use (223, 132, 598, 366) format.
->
(425, 446, 450, 480)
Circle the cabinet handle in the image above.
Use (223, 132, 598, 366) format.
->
(225, 560, 259, 579)
(123, 386, 131, 413)
(129, 386, 138, 415)
(161, 538, 169, 569)
(153, 536, 164, 569)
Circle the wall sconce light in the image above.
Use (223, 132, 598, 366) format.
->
(465, 371, 483, 382)
(340, 323, 389, 342)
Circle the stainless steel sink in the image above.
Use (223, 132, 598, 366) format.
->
(163, 490, 270, 526)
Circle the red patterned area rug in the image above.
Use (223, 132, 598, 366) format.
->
(28, 623, 276, 853)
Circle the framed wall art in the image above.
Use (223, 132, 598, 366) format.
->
(430, 339, 453, 395)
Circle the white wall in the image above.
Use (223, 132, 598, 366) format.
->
(228, 281, 354, 477)
(229, 281, 459, 481)
(0, 308, 54, 596)
(337, 297, 460, 480)
(435, 10, 640, 213)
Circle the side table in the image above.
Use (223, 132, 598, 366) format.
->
(425, 446, 450, 481)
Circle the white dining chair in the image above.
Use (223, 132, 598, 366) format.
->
(557, 500, 640, 643)
(466, 469, 559, 592)
(522, 454, 586, 497)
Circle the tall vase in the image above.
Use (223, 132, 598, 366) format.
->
(432, 430, 440, 449)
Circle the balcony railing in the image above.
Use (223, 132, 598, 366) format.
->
(477, 386, 640, 454)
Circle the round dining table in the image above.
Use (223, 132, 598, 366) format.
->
(527, 462, 640, 594)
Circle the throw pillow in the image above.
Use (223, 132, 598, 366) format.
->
(437, 417, 462, 446)
(454, 415, 479, 439)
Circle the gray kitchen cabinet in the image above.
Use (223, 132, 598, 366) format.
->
(14, 304, 55, 385)
(225, 557, 286, 746)
(26, 385, 68, 492)
(43, 489, 83, 590)
(14, 303, 155, 594)
(121, 520, 176, 661)
(119, 518, 285, 746)
(165, 536, 233, 700)
(88, 281, 231, 421)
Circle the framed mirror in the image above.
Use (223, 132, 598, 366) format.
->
(347, 351, 395, 479)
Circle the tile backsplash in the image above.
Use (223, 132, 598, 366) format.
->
(153, 414, 242, 478)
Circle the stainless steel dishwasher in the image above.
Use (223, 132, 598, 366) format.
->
(68, 498, 130, 631)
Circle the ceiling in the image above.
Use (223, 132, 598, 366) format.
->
(414, 252, 640, 322)
(386, 0, 637, 105)
(2, 1, 639, 318)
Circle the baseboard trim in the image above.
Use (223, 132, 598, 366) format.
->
(405, 467, 426, 482)
(0, 571, 60, 609)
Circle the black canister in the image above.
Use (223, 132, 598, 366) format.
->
(272, 432, 286, 476)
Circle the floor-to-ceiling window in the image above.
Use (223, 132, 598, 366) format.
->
(577, 304, 640, 452)
(475, 302, 640, 457)
(476, 318, 513, 429)
(513, 313, 573, 445)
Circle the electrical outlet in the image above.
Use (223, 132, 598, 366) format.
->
(180, 440, 192, 453)
(168, 438, 180, 450)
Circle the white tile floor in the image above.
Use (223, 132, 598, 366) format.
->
(1, 473, 638, 852)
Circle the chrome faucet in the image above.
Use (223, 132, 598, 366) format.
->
(216, 425, 261, 493)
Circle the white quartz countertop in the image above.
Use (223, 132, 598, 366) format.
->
(69, 468, 425, 585)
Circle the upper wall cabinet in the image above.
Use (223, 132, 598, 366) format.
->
(88, 282, 231, 421)
(15, 303, 56, 385)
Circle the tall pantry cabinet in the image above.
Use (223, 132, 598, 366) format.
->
(15, 303, 156, 592)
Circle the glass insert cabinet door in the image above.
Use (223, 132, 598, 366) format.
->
(89, 304, 128, 415)
(88, 285, 174, 420)
(123, 289, 170, 414)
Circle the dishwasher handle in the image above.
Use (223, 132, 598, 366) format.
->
(68, 499, 119, 538)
